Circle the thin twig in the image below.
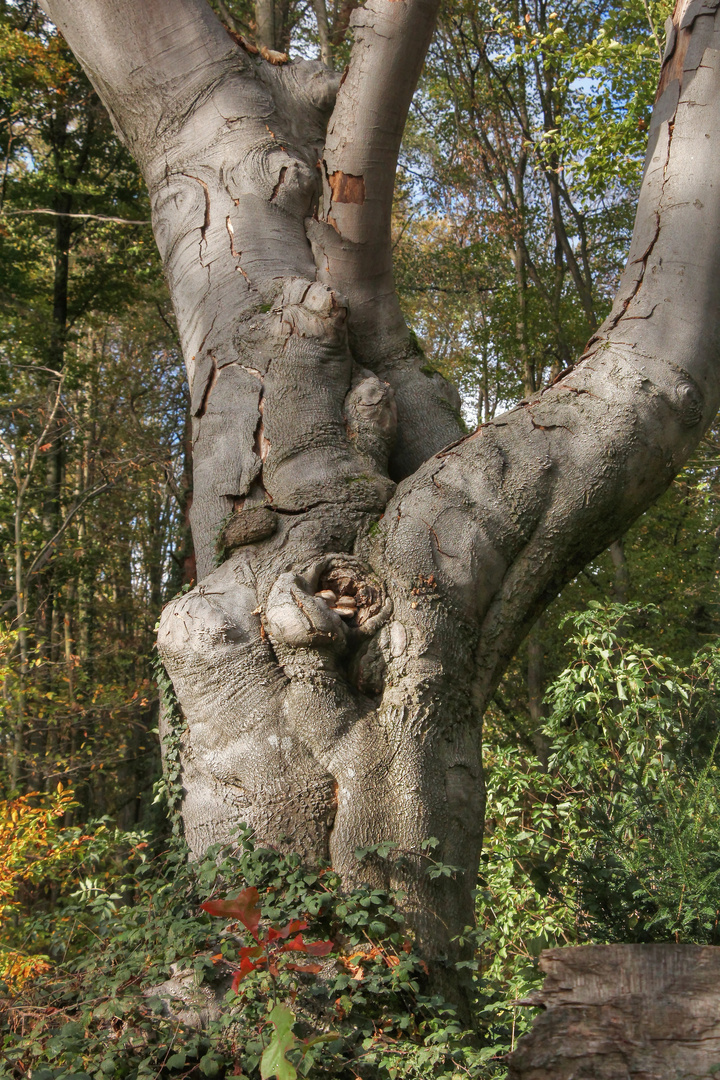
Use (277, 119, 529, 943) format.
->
(642, 0, 664, 64)
(3, 208, 150, 225)
(26, 481, 114, 577)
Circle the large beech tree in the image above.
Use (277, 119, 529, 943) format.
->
(40, 0, 720, 970)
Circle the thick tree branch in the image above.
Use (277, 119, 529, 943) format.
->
(255, 0, 276, 50)
(312, 0, 333, 67)
(317, 0, 438, 353)
(374, 0, 720, 711)
(309, 0, 465, 477)
(41, 0, 391, 580)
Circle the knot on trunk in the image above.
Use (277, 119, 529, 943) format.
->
(344, 371, 397, 476)
(225, 145, 318, 217)
(675, 378, 704, 427)
(238, 276, 396, 515)
(265, 571, 349, 650)
(158, 582, 255, 658)
(270, 58, 343, 122)
(264, 556, 392, 652)
(275, 277, 348, 340)
(216, 504, 278, 555)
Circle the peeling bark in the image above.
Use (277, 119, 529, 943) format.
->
(39, 0, 720, 978)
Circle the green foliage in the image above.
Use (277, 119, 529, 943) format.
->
(394, 0, 673, 417)
(0, 1, 187, 826)
(151, 648, 188, 834)
(550, 1, 675, 197)
(261, 1004, 301, 1080)
(0, 830, 495, 1079)
(479, 604, 720, 1050)
(4, 606, 719, 1078)
(0, 784, 97, 991)
(545, 605, 720, 944)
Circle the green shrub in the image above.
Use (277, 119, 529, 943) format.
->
(0, 830, 497, 1079)
(478, 602, 720, 1046)
(6, 604, 717, 1079)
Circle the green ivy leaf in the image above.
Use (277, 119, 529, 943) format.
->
(199, 1051, 221, 1076)
(260, 1004, 299, 1080)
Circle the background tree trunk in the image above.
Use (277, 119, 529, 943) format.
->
(40, 0, 720, 976)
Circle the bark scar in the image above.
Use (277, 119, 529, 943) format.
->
(253, 396, 271, 463)
(182, 172, 211, 263)
(529, 414, 573, 434)
(226, 215, 241, 258)
(270, 166, 288, 201)
(328, 170, 366, 205)
(423, 520, 458, 559)
(195, 357, 218, 418)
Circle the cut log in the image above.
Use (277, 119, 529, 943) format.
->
(507, 944, 720, 1080)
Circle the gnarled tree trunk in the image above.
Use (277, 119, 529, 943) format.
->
(41, 0, 720, 975)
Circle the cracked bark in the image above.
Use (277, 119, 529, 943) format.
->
(40, 0, 720, 991)
(507, 945, 720, 1079)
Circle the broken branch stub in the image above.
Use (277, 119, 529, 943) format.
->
(507, 945, 720, 1080)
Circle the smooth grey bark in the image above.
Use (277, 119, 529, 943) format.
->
(255, 0, 276, 50)
(308, 0, 463, 477)
(41, 0, 720, 976)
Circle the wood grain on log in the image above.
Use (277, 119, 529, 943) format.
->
(508, 944, 720, 1080)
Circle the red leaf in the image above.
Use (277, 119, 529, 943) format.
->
(304, 940, 334, 956)
(201, 887, 262, 940)
(268, 919, 308, 942)
(239, 945, 264, 962)
(286, 962, 322, 974)
(280, 933, 308, 953)
(231, 954, 261, 991)
(240, 954, 261, 974)
(281, 935, 334, 956)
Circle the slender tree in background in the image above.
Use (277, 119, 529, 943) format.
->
(34, 0, 720, 988)
(0, 0, 189, 822)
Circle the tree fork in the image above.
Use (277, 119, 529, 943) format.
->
(40, 0, 720, 979)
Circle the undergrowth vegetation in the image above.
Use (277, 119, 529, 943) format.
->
(0, 831, 490, 1079)
(1, 604, 719, 1079)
